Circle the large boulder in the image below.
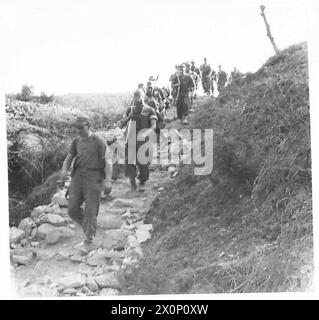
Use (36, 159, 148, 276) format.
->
(10, 227, 26, 243)
(45, 213, 66, 227)
(31, 205, 48, 219)
(18, 217, 34, 237)
(36, 223, 57, 239)
(51, 190, 68, 206)
(45, 227, 75, 245)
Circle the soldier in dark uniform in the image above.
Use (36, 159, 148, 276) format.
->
(176, 64, 195, 124)
(217, 65, 228, 93)
(169, 65, 179, 103)
(60, 117, 113, 253)
(120, 90, 157, 191)
(190, 60, 200, 90)
(229, 67, 242, 85)
(200, 57, 212, 95)
(210, 68, 217, 97)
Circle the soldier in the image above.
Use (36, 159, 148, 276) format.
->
(145, 81, 165, 106)
(210, 68, 217, 97)
(190, 60, 200, 90)
(137, 83, 146, 94)
(217, 65, 228, 93)
(60, 116, 113, 253)
(176, 64, 195, 124)
(185, 62, 191, 75)
(185, 62, 195, 105)
(229, 67, 242, 85)
(120, 90, 157, 191)
(169, 65, 179, 103)
(200, 57, 212, 95)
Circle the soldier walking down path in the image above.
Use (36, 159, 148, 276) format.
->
(120, 90, 158, 192)
(200, 57, 212, 95)
(176, 64, 195, 124)
(60, 116, 113, 254)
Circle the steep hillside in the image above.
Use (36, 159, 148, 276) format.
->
(121, 42, 313, 294)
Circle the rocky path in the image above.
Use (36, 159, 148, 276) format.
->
(11, 168, 173, 297)
(9, 101, 190, 297)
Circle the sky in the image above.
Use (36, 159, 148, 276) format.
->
(0, 0, 313, 95)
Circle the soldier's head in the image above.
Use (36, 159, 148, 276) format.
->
(203, 57, 207, 63)
(71, 116, 90, 138)
(218, 65, 222, 71)
(191, 60, 195, 65)
(177, 64, 185, 75)
(138, 83, 145, 90)
(133, 89, 144, 105)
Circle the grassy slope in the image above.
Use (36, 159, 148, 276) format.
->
(121, 42, 313, 294)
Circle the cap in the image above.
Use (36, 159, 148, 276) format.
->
(71, 116, 90, 128)
(178, 64, 185, 69)
(185, 62, 190, 66)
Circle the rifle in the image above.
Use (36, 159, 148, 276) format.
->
(175, 75, 181, 103)
(125, 105, 134, 145)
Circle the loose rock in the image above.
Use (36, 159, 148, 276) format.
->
(95, 273, 120, 289)
(99, 288, 119, 295)
(63, 288, 77, 295)
(10, 227, 26, 243)
(12, 252, 33, 265)
(86, 250, 107, 267)
(86, 277, 98, 292)
(70, 253, 83, 263)
(112, 199, 134, 208)
(31, 205, 47, 219)
(51, 190, 68, 207)
(45, 214, 66, 227)
(58, 274, 86, 289)
(102, 229, 129, 250)
(45, 227, 75, 245)
(18, 218, 34, 237)
(36, 223, 57, 239)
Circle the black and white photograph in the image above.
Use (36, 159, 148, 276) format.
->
(0, 0, 318, 299)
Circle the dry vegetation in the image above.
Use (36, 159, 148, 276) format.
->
(121, 42, 313, 294)
(7, 93, 129, 224)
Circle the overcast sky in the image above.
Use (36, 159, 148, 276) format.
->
(0, 0, 313, 95)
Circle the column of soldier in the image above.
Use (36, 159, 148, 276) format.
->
(133, 58, 242, 126)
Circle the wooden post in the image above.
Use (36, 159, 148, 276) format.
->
(260, 5, 280, 55)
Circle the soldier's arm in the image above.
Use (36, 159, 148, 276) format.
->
(171, 76, 180, 88)
(61, 153, 75, 179)
(187, 76, 195, 91)
(119, 107, 133, 129)
(61, 138, 78, 178)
